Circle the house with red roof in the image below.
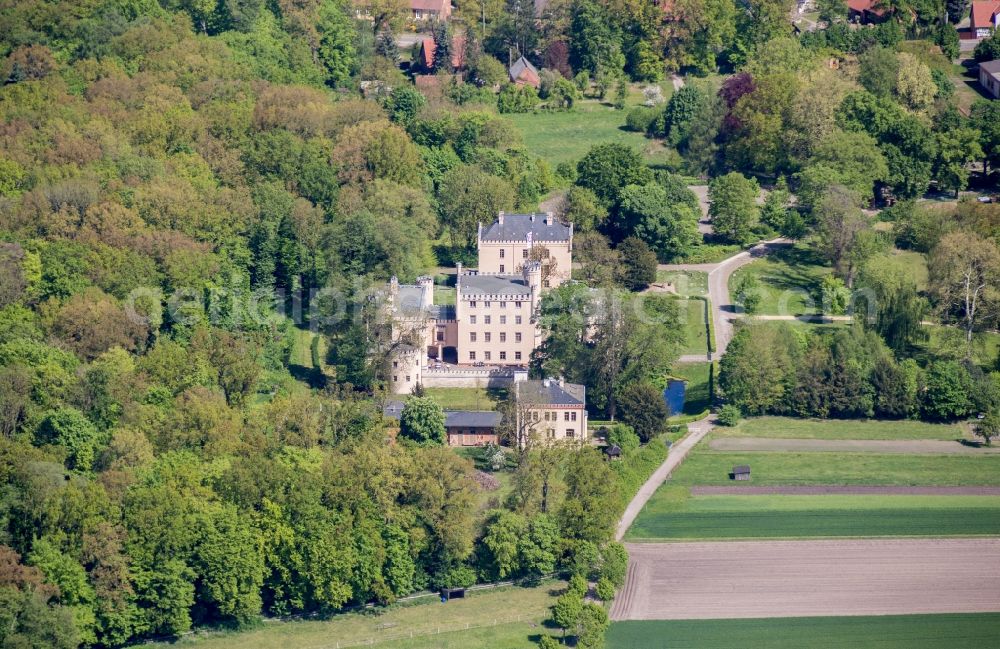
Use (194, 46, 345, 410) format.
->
(508, 56, 540, 89)
(411, 0, 451, 21)
(971, 1, 1000, 37)
(417, 35, 466, 71)
(847, 0, 887, 23)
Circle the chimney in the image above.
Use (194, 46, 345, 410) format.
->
(456, 262, 462, 276)
(542, 378, 550, 388)
(558, 377, 564, 388)
(497, 211, 504, 225)
(544, 211, 552, 225)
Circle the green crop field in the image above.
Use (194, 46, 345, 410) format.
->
(143, 582, 563, 649)
(662, 449, 1000, 487)
(607, 614, 1000, 649)
(626, 491, 1000, 539)
(717, 417, 967, 441)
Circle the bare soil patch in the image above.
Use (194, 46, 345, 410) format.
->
(611, 538, 1000, 621)
(709, 437, 1000, 454)
(690, 485, 1000, 496)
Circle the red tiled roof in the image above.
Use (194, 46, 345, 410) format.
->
(419, 35, 466, 70)
(847, 0, 886, 16)
(971, 0, 1000, 29)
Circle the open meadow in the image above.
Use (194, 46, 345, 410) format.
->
(141, 582, 563, 649)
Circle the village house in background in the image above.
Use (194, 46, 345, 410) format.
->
(971, 0, 1000, 38)
(979, 59, 1000, 98)
(508, 56, 541, 89)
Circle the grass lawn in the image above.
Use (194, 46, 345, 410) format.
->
(921, 325, 1000, 368)
(677, 299, 709, 356)
(607, 614, 1000, 649)
(508, 95, 669, 168)
(728, 245, 831, 316)
(656, 270, 708, 297)
(883, 248, 928, 292)
(626, 492, 1000, 539)
(424, 387, 499, 411)
(144, 582, 563, 649)
(434, 286, 456, 305)
(671, 362, 714, 416)
(716, 417, 967, 441)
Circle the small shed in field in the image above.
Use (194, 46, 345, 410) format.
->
(732, 464, 751, 481)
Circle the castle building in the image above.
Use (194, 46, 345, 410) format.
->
(477, 212, 573, 288)
(387, 212, 574, 396)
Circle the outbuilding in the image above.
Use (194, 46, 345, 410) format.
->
(732, 464, 751, 481)
(603, 444, 622, 461)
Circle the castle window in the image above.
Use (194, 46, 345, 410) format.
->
(484, 301, 491, 308)
(470, 301, 476, 308)
(485, 332, 491, 342)
(543, 280, 550, 288)
(500, 249, 505, 258)
(500, 301, 506, 308)
(566, 428, 575, 438)
(436, 330, 444, 341)
(485, 315, 491, 325)
(515, 351, 522, 360)
(499, 351, 506, 360)
(484, 351, 491, 360)
(515, 332, 521, 342)
(500, 315, 507, 325)
(393, 361, 398, 368)
(571, 412, 577, 421)
(405, 376, 410, 382)
(522, 249, 528, 258)
(564, 412, 571, 422)
(499, 332, 506, 342)
(470, 332, 477, 342)
(470, 315, 476, 324)
(469, 351, 476, 360)
(393, 375, 398, 382)
(500, 265, 505, 273)
(515, 301, 522, 308)
(515, 316, 522, 325)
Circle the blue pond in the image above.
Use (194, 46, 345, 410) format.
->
(663, 379, 686, 416)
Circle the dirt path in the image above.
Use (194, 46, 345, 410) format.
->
(615, 415, 717, 541)
(610, 538, 1000, 621)
(691, 485, 1000, 495)
(709, 437, 1000, 454)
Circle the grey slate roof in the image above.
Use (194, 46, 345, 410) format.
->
(460, 274, 532, 297)
(445, 411, 501, 428)
(733, 464, 751, 475)
(395, 285, 424, 314)
(981, 59, 1000, 77)
(429, 304, 456, 320)
(517, 379, 586, 406)
(480, 213, 571, 242)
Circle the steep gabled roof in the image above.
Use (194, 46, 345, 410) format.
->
(972, 0, 1000, 27)
(508, 56, 540, 87)
(459, 274, 532, 297)
(445, 411, 501, 428)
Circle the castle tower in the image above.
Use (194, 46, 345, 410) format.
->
(523, 260, 542, 311)
(389, 345, 422, 395)
(416, 275, 433, 310)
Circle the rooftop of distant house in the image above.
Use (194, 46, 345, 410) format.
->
(846, 0, 886, 15)
(972, 0, 1000, 25)
(419, 34, 466, 70)
(509, 55, 540, 85)
(517, 378, 586, 407)
(479, 212, 572, 243)
(381, 401, 501, 428)
(981, 59, 1000, 79)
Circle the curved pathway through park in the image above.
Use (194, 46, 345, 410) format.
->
(662, 239, 791, 362)
(617, 240, 793, 542)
